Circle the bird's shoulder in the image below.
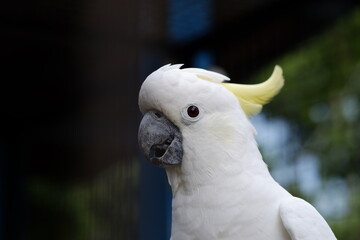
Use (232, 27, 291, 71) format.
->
(279, 197, 337, 240)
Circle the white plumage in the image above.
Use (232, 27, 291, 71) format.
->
(138, 64, 337, 240)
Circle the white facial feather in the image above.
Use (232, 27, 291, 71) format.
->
(139, 64, 248, 129)
(139, 64, 266, 186)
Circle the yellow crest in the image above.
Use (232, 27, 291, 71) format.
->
(182, 65, 284, 116)
(221, 66, 284, 115)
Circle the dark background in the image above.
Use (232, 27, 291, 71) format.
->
(2, 0, 360, 239)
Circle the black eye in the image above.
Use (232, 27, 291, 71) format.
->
(181, 104, 203, 123)
(187, 105, 199, 118)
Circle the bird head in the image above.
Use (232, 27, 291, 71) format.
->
(138, 64, 284, 169)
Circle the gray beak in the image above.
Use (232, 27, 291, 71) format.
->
(138, 110, 183, 168)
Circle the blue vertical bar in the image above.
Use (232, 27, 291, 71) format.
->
(168, 0, 213, 43)
(192, 50, 215, 69)
(139, 158, 172, 240)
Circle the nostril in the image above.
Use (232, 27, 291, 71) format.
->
(154, 111, 162, 119)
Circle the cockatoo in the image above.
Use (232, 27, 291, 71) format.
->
(138, 64, 336, 240)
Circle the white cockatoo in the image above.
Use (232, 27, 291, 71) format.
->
(138, 64, 336, 240)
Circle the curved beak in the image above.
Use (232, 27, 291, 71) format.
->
(138, 110, 183, 168)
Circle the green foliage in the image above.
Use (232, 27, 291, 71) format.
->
(28, 180, 92, 240)
(252, 8, 360, 239)
(28, 160, 139, 240)
(331, 176, 360, 240)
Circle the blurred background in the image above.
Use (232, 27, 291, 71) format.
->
(2, 0, 360, 239)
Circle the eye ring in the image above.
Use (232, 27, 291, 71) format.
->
(181, 104, 203, 123)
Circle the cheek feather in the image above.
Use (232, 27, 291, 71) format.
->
(205, 115, 238, 146)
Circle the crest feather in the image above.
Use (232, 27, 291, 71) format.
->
(221, 65, 284, 116)
(160, 64, 184, 71)
(157, 64, 284, 116)
(181, 68, 230, 83)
